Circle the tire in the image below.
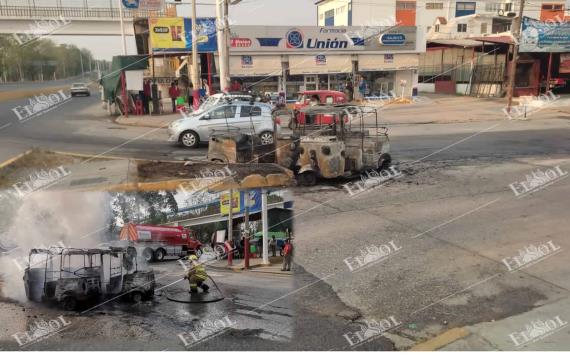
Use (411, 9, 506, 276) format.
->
(259, 131, 274, 145)
(61, 296, 77, 311)
(214, 245, 226, 259)
(193, 248, 203, 258)
(154, 248, 166, 262)
(179, 130, 200, 148)
(71, 93, 75, 97)
(297, 171, 317, 186)
(130, 291, 143, 303)
(377, 153, 392, 172)
(143, 248, 154, 263)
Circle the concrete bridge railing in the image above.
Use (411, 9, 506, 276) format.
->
(0, 6, 166, 20)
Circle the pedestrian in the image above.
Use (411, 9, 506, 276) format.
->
(187, 83, 194, 109)
(230, 79, 242, 92)
(281, 238, 293, 271)
(169, 82, 180, 113)
(143, 79, 151, 114)
(346, 80, 354, 101)
(184, 255, 210, 294)
(270, 236, 277, 257)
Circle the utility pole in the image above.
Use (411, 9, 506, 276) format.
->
(79, 50, 84, 79)
(223, 0, 231, 92)
(215, 0, 228, 92)
(506, 0, 526, 112)
(118, 0, 127, 55)
(227, 189, 233, 251)
(191, 0, 200, 110)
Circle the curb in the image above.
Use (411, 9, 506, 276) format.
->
(410, 327, 470, 351)
(115, 115, 176, 129)
(0, 150, 32, 170)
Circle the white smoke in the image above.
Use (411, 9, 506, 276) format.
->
(0, 190, 112, 302)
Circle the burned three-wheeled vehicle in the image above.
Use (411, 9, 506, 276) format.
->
(206, 104, 391, 186)
(23, 246, 155, 310)
(290, 105, 391, 185)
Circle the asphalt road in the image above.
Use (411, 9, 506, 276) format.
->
(0, 259, 295, 351)
(292, 117, 570, 350)
(0, 94, 208, 163)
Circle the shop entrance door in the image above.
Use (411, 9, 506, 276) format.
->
(304, 75, 318, 90)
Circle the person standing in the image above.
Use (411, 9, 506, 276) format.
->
(270, 237, 277, 257)
(143, 79, 151, 114)
(281, 238, 293, 271)
(168, 82, 180, 113)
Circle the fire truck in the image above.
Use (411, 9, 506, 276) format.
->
(119, 223, 202, 263)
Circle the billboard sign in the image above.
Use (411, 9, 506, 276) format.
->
(149, 17, 218, 52)
(520, 17, 570, 52)
(220, 189, 262, 216)
(229, 26, 417, 53)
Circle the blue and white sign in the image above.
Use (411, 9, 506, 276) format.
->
(380, 33, 406, 46)
(316, 54, 327, 65)
(520, 16, 570, 52)
(121, 0, 139, 9)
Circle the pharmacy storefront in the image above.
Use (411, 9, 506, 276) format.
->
(226, 25, 422, 98)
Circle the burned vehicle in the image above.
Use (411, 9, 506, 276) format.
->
(23, 246, 155, 310)
(290, 105, 391, 185)
(206, 105, 391, 186)
(206, 107, 288, 164)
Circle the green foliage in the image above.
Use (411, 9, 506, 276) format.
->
(0, 35, 104, 82)
(109, 191, 179, 232)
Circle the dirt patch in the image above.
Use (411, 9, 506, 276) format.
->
(0, 149, 79, 188)
(137, 161, 290, 182)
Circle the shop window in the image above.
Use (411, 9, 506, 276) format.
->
(457, 23, 467, 32)
(426, 2, 444, 9)
(325, 9, 335, 26)
(455, 1, 476, 17)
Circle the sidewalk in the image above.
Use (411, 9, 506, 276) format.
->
(115, 112, 180, 128)
(208, 256, 292, 276)
(437, 296, 570, 351)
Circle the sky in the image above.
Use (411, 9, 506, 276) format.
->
(49, 0, 316, 60)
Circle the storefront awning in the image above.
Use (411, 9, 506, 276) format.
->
(227, 55, 283, 77)
(288, 55, 352, 75)
(358, 53, 419, 71)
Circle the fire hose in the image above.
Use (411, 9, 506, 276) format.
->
(163, 275, 225, 304)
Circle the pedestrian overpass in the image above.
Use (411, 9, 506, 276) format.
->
(0, 4, 170, 35)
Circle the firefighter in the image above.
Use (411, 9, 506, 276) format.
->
(184, 255, 210, 294)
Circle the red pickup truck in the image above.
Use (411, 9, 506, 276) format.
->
(119, 223, 202, 262)
(293, 90, 348, 126)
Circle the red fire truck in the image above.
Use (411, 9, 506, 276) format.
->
(119, 223, 202, 263)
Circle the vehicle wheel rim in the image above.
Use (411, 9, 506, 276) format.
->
(182, 133, 196, 147)
(260, 133, 273, 145)
(144, 250, 152, 261)
(157, 250, 164, 260)
(196, 249, 202, 257)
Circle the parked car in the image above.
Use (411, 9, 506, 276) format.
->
(195, 92, 253, 114)
(119, 223, 203, 262)
(168, 102, 280, 148)
(292, 90, 347, 126)
(70, 82, 90, 97)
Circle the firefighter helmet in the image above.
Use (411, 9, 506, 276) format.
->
(189, 255, 198, 261)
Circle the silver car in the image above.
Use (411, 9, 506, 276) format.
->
(168, 102, 280, 148)
(70, 82, 90, 97)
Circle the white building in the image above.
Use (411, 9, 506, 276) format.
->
(315, 0, 568, 35)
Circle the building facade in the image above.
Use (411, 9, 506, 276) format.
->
(315, 0, 568, 35)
